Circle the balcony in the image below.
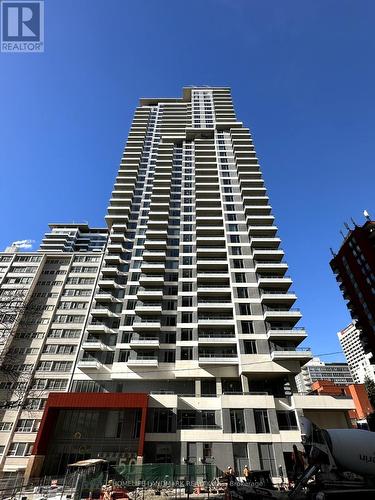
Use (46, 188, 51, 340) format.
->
(94, 292, 119, 303)
(197, 300, 233, 311)
(132, 319, 161, 331)
(91, 307, 118, 318)
(137, 289, 163, 300)
(198, 314, 234, 326)
(198, 353, 238, 365)
(252, 249, 284, 261)
(144, 239, 167, 250)
(198, 332, 236, 345)
(264, 308, 302, 322)
(86, 324, 115, 335)
(141, 262, 165, 273)
(135, 302, 162, 315)
(260, 291, 297, 305)
(197, 284, 232, 295)
(130, 338, 160, 349)
(143, 250, 166, 261)
(77, 359, 103, 370)
(139, 275, 164, 286)
(258, 276, 292, 289)
(248, 220, 278, 234)
(81, 340, 111, 351)
(251, 237, 281, 249)
(270, 346, 312, 363)
(267, 327, 307, 342)
(127, 356, 159, 367)
(245, 205, 272, 216)
(256, 262, 288, 274)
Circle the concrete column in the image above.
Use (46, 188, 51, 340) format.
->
(268, 409, 279, 434)
(241, 374, 249, 393)
(247, 443, 260, 470)
(222, 408, 231, 433)
(273, 443, 285, 477)
(216, 377, 222, 395)
(195, 379, 201, 397)
(244, 408, 255, 433)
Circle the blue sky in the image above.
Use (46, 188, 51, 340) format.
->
(1, 0, 374, 360)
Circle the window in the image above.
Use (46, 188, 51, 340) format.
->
(202, 410, 215, 427)
(276, 411, 298, 430)
(239, 303, 252, 315)
(119, 350, 130, 362)
(232, 247, 242, 255)
(0, 422, 12, 431)
(162, 350, 175, 363)
(235, 273, 246, 283)
(233, 259, 244, 269)
(203, 443, 213, 459)
(182, 297, 193, 307)
(244, 340, 257, 354)
(241, 321, 254, 334)
(178, 410, 196, 429)
(237, 288, 248, 298)
(162, 316, 176, 327)
(7, 442, 32, 456)
(149, 408, 174, 433)
(181, 329, 193, 341)
(181, 347, 193, 360)
(15, 419, 37, 432)
(183, 269, 193, 278)
(181, 312, 193, 323)
(228, 224, 238, 232)
(258, 443, 276, 476)
(254, 410, 270, 433)
(24, 399, 46, 410)
(230, 409, 245, 433)
(230, 235, 240, 243)
(182, 282, 193, 292)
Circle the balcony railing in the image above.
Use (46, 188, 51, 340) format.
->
(198, 315, 233, 320)
(199, 332, 235, 338)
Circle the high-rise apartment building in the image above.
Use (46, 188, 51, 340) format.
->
(0, 87, 355, 481)
(338, 322, 373, 383)
(295, 357, 353, 393)
(330, 219, 375, 366)
(39, 224, 108, 253)
(0, 225, 106, 476)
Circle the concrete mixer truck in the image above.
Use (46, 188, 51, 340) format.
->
(234, 417, 375, 499)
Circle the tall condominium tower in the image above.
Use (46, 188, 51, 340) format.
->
(1, 88, 355, 482)
(70, 86, 316, 475)
(330, 219, 375, 366)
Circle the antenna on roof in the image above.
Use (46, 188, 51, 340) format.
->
(339, 230, 346, 239)
(364, 209, 371, 221)
(344, 222, 351, 232)
(350, 217, 357, 227)
(330, 247, 336, 258)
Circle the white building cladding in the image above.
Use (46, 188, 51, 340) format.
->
(295, 357, 353, 393)
(338, 322, 375, 383)
(69, 87, 353, 475)
(0, 226, 106, 476)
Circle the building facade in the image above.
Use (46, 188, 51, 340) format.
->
(0, 225, 106, 476)
(330, 219, 375, 373)
(0, 87, 355, 481)
(295, 357, 353, 393)
(338, 322, 375, 383)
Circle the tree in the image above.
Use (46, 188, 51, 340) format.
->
(364, 377, 375, 431)
(364, 377, 375, 407)
(0, 289, 43, 409)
